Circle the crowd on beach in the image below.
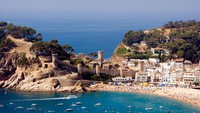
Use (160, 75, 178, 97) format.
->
(91, 84, 200, 108)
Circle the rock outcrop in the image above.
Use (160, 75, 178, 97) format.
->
(0, 36, 93, 93)
(0, 53, 19, 80)
(0, 62, 93, 92)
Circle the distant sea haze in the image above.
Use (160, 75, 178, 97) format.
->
(5, 19, 167, 59)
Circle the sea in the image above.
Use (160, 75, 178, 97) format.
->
(0, 89, 200, 113)
(3, 18, 166, 59)
(1, 18, 200, 113)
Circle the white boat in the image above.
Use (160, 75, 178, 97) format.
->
(15, 106, 24, 109)
(127, 106, 131, 108)
(76, 102, 82, 105)
(56, 103, 63, 106)
(9, 102, 14, 105)
(65, 108, 73, 112)
(66, 95, 77, 99)
(159, 106, 163, 109)
(71, 104, 77, 107)
(145, 107, 153, 110)
(48, 110, 55, 112)
(31, 103, 37, 106)
(94, 103, 102, 106)
(81, 107, 86, 109)
(26, 108, 36, 111)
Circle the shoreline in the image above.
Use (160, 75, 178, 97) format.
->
(1, 84, 200, 109)
(91, 84, 200, 109)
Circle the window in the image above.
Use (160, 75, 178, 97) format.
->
(44, 64, 48, 68)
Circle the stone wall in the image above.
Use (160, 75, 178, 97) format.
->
(79, 66, 136, 77)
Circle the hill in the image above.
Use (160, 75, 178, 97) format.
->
(111, 20, 200, 63)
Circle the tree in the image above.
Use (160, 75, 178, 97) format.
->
(17, 53, 29, 67)
(193, 82, 200, 86)
(50, 39, 58, 44)
(0, 28, 16, 52)
(0, 22, 7, 27)
(34, 33, 42, 41)
(30, 41, 71, 60)
(88, 52, 97, 59)
(62, 44, 74, 53)
(122, 30, 145, 46)
(4, 23, 41, 42)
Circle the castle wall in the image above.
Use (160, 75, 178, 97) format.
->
(79, 66, 135, 77)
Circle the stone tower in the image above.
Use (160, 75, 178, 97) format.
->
(138, 61, 144, 72)
(98, 51, 104, 61)
(52, 54, 58, 68)
(77, 64, 82, 75)
(119, 67, 123, 77)
(96, 65, 100, 76)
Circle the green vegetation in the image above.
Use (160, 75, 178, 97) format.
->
(125, 53, 151, 59)
(193, 82, 200, 86)
(0, 28, 16, 52)
(30, 39, 71, 60)
(62, 44, 74, 53)
(0, 21, 42, 42)
(6, 24, 42, 42)
(122, 30, 145, 46)
(16, 53, 41, 67)
(0, 22, 7, 27)
(88, 52, 97, 59)
(121, 20, 200, 63)
(70, 58, 85, 66)
(17, 53, 30, 67)
(144, 30, 166, 48)
(81, 72, 111, 83)
(116, 47, 128, 56)
(163, 20, 200, 30)
(0, 21, 75, 63)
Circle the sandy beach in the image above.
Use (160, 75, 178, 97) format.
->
(91, 84, 200, 108)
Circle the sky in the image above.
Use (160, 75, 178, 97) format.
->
(0, 0, 200, 22)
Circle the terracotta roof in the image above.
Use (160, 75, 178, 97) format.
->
(175, 58, 184, 62)
(184, 60, 192, 64)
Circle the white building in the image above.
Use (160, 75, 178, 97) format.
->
(174, 58, 184, 68)
(183, 72, 196, 85)
(162, 69, 178, 85)
(135, 72, 150, 82)
(195, 72, 200, 82)
(149, 58, 160, 64)
(149, 71, 163, 83)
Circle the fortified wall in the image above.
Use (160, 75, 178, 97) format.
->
(78, 64, 136, 77)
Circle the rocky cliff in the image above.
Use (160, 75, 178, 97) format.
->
(0, 36, 92, 92)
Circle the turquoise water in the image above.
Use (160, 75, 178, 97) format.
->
(0, 89, 200, 113)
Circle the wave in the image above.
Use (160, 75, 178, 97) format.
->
(14, 95, 77, 102)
